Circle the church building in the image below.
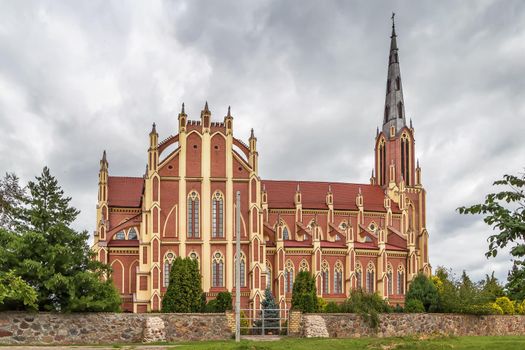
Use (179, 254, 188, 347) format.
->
(92, 20, 431, 313)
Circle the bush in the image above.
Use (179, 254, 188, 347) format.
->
(291, 271, 318, 312)
(495, 296, 515, 315)
(340, 289, 391, 329)
(325, 302, 340, 313)
(162, 257, 203, 313)
(517, 300, 525, 315)
(465, 303, 504, 315)
(405, 299, 425, 313)
(216, 291, 233, 312)
(393, 304, 404, 313)
(490, 302, 504, 315)
(317, 297, 327, 312)
(405, 273, 439, 312)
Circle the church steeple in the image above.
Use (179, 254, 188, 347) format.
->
(383, 13, 406, 136)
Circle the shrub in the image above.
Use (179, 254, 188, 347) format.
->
(317, 297, 327, 312)
(464, 303, 503, 315)
(340, 289, 391, 329)
(393, 303, 404, 313)
(495, 296, 515, 315)
(489, 302, 504, 315)
(325, 302, 340, 313)
(162, 257, 203, 313)
(517, 300, 525, 315)
(240, 310, 250, 335)
(405, 299, 425, 313)
(216, 291, 233, 312)
(291, 271, 318, 312)
(405, 273, 439, 312)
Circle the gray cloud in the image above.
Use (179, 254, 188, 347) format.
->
(0, 0, 524, 283)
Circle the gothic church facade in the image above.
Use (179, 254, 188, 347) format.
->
(92, 22, 431, 313)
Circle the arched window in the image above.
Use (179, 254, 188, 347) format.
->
(163, 252, 176, 287)
(397, 265, 405, 295)
(266, 261, 272, 291)
(187, 191, 200, 238)
(321, 260, 329, 295)
(386, 79, 391, 93)
(234, 252, 246, 287)
(283, 227, 289, 240)
(212, 252, 224, 287)
(377, 139, 386, 187)
(355, 263, 362, 290)
(401, 134, 410, 185)
(366, 262, 375, 293)
(334, 261, 343, 294)
(284, 260, 294, 293)
(396, 76, 401, 90)
(299, 259, 309, 272)
(128, 227, 138, 240)
(387, 264, 393, 296)
(212, 192, 224, 238)
(397, 102, 403, 119)
(384, 106, 390, 122)
(115, 231, 125, 240)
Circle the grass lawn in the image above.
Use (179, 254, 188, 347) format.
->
(164, 336, 525, 350)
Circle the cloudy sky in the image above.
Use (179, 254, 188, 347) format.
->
(1, 1, 524, 283)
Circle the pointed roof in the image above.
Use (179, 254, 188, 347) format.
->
(383, 13, 406, 135)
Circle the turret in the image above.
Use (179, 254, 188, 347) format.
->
(98, 150, 108, 203)
(224, 106, 233, 135)
(178, 103, 187, 133)
(148, 123, 158, 173)
(249, 128, 258, 173)
(201, 101, 211, 130)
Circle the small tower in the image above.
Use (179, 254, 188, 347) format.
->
(249, 128, 258, 173)
(148, 123, 159, 173)
(178, 103, 187, 133)
(201, 101, 211, 130)
(224, 106, 233, 135)
(98, 150, 108, 203)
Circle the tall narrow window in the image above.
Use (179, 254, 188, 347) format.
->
(187, 191, 200, 238)
(283, 227, 289, 240)
(285, 260, 294, 293)
(163, 252, 175, 287)
(387, 264, 393, 296)
(212, 252, 224, 287)
(401, 134, 410, 186)
(321, 260, 329, 295)
(397, 265, 405, 295)
(366, 262, 375, 293)
(396, 76, 401, 90)
(384, 106, 390, 123)
(378, 139, 386, 186)
(355, 263, 362, 290)
(334, 261, 343, 294)
(386, 79, 391, 93)
(397, 102, 403, 119)
(212, 192, 224, 238)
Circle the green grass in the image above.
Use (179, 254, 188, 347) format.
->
(165, 336, 525, 350)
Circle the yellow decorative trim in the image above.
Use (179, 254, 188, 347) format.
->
(109, 208, 141, 214)
(109, 248, 140, 254)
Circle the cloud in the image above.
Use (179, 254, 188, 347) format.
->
(0, 0, 523, 283)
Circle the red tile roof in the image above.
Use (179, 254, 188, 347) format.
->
(107, 176, 144, 207)
(262, 180, 399, 213)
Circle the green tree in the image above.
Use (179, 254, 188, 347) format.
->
(340, 289, 391, 329)
(162, 257, 203, 312)
(458, 172, 525, 300)
(479, 272, 505, 301)
(433, 267, 461, 313)
(405, 273, 439, 312)
(0, 271, 38, 311)
(0, 172, 26, 230)
(291, 271, 318, 312)
(0, 167, 121, 312)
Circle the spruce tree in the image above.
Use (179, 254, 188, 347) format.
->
(0, 167, 121, 312)
(291, 271, 318, 312)
(255, 288, 279, 334)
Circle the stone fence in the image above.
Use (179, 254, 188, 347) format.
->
(1, 311, 525, 345)
(0, 312, 230, 345)
(302, 313, 525, 338)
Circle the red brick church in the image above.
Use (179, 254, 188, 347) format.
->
(92, 20, 431, 313)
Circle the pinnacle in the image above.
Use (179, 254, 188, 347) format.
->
(181, 102, 185, 114)
(204, 101, 209, 112)
(227, 105, 231, 117)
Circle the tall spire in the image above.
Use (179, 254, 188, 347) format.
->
(382, 12, 406, 135)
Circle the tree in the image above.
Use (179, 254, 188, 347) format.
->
(162, 257, 203, 312)
(291, 271, 318, 312)
(458, 172, 525, 299)
(339, 289, 391, 329)
(255, 288, 280, 334)
(0, 271, 38, 311)
(0, 167, 121, 312)
(0, 172, 26, 230)
(479, 272, 505, 301)
(405, 273, 439, 312)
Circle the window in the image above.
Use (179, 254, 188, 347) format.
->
(334, 261, 343, 294)
(366, 262, 375, 293)
(401, 134, 410, 185)
(187, 191, 200, 238)
(397, 265, 405, 295)
(284, 260, 294, 293)
(128, 227, 137, 240)
(115, 231, 125, 240)
(163, 252, 176, 287)
(299, 259, 309, 272)
(212, 252, 224, 287)
(387, 264, 393, 296)
(396, 76, 401, 90)
(212, 192, 224, 238)
(384, 106, 390, 122)
(355, 263, 362, 289)
(283, 227, 289, 240)
(397, 102, 403, 119)
(234, 252, 246, 287)
(386, 79, 391, 93)
(321, 260, 329, 295)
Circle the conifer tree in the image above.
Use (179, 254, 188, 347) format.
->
(162, 257, 203, 312)
(0, 167, 121, 312)
(291, 271, 318, 312)
(255, 288, 279, 334)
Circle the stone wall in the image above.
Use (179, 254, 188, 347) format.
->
(305, 313, 525, 338)
(0, 312, 231, 345)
